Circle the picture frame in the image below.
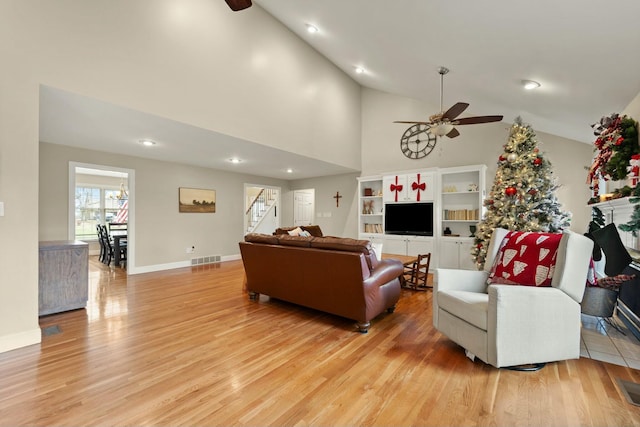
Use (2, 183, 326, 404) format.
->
(179, 187, 216, 213)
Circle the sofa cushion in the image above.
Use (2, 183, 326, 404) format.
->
(277, 234, 313, 247)
(244, 233, 279, 245)
(310, 236, 372, 255)
(438, 290, 489, 330)
(274, 225, 324, 237)
(287, 226, 304, 236)
(487, 231, 562, 287)
(301, 225, 323, 237)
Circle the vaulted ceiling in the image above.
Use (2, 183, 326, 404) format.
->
(257, 0, 640, 144)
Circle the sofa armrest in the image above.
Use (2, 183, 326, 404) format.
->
(363, 258, 403, 287)
(487, 284, 581, 367)
(434, 268, 489, 329)
(436, 268, 489, 293)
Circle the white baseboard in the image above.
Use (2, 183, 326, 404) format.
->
(129, 253, 242, 275)
(0, 327, 41, 354)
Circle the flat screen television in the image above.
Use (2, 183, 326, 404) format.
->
(384, 202, 434, 236)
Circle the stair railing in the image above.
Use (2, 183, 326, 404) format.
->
(246, 188, 277, 232)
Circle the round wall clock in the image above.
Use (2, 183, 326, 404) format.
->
(400, 124, 437, 159)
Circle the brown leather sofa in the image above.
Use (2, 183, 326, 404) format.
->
(273, 225, 323, 237)
(239, 233, 403, 333)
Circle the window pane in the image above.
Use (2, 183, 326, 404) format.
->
(75, 187, 100, 239)
(105, 191, 128, 223)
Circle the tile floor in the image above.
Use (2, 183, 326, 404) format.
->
(581, 313, 640, 369)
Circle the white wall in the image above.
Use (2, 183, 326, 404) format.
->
(361, 88, 594, 233)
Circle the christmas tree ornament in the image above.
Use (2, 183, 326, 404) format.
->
(471, 117, 571, 269)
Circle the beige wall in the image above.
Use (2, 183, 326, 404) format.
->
(288, 173, 361, 238)
(361, 88, 594, 233)
(40, 142, 290, 268)
(623, 91, 640, 121)
(1, 0, 362, 352)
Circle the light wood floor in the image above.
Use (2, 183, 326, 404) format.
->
(1, 257, 640, 426)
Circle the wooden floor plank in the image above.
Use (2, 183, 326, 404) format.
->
(0, 257, 639, 426)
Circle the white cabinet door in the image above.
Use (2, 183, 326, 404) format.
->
(439, 238, 477, 270)
(406, 172, 435, 202)
(458, 240, 476, 270)
(384, 172, 435, 203)
(406, 237, 434, 257)
(383, 175, 407, 203)
(439, 239, 460, 269)
(383, 235, 408, 255)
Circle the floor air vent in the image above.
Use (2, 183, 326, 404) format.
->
(617, 378, 640, 406)
(42, 325, 62, 336)
(191, 255, 222, 266)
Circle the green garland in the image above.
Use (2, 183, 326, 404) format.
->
(601, 117, 640, 181)
(619, 184, 640, 236)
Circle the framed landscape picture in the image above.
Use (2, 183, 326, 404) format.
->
(179, 187, 216, 213)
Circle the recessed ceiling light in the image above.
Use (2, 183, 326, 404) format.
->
(305, 24, 318, 34)
(355, 67, 365, 74)
(228, 158, 242, 164)
(139, 139, 156, 146)
(522, 80, 541, 90)
(286, 168, 293, 174)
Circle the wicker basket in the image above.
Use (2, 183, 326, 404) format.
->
(581, 286, 619, 317)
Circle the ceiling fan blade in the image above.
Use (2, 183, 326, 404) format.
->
(225, 0, 252, 11)
(393, 120, 432, 125)
(453, 115, 503, 125)
(446, 128, 460, 138)
(442, 102, 469, 121)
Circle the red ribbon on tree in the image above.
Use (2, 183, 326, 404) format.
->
(389, 176, 403, 202)
(411, 173, 426, 201)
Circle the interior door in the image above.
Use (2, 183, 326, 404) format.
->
(293, 189, 314, 226)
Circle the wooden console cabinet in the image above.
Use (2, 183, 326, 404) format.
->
(39, 240, 89, 316)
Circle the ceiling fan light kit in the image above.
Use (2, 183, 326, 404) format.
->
(430, 123, 454, 137)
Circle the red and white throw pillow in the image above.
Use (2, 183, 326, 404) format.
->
(487, 231, 563, 287)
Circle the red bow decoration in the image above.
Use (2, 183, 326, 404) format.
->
(411, 174, 426, 201)
(390, 176, 403, 202)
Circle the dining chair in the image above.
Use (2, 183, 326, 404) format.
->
(108, 222, 127, 234)
(96, 224, 106, 263)
(98, 224, 113, 265)
(403, 253, 431, 290)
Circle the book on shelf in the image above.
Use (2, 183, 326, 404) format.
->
(364, 223, 383, 233)
(443, 208, 479, 220)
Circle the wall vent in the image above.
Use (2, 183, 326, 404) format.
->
(191, 255, 222, 266)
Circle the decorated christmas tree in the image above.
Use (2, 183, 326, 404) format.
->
(471, 117, 571, 269)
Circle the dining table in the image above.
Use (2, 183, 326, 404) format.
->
(111, 230, 127, 268)
(381, 253, 418, 288)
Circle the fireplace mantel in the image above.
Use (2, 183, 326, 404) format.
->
(589, 197, 640, 340)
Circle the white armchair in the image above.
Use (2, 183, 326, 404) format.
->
(434, 228, 594, 368)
